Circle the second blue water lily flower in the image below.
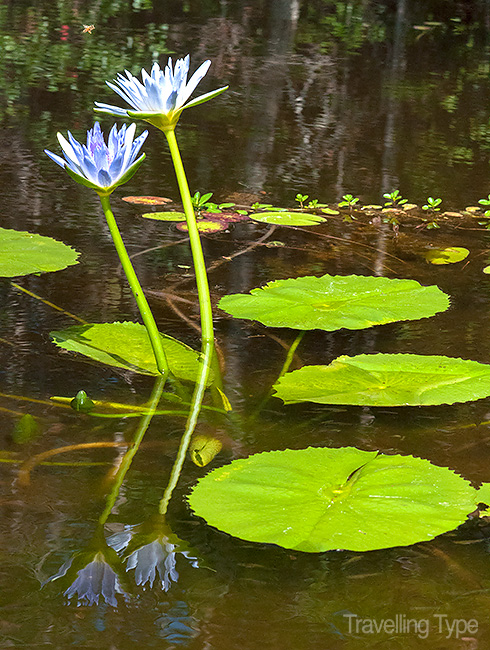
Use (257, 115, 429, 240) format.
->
(45, 122, 148, 196)
(94, 55, 228, 132)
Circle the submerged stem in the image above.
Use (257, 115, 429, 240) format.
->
(159, 339, 213, 515)
(250, 330, 306, 420)
(99, 194, 169, 376)
(99, 375, 166, 525)
(163, 129, 214, 346)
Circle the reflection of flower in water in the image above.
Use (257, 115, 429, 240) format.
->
(46, 527, 129, 607)
(108, 515, 200, 591)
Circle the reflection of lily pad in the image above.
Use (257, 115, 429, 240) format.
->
(142, 211, 186, 222)
(189, 447, 476, 552)
(51, 322, 212, 383)
(425, 247, 469, 265)
(0, 228, 79, 277)
(123, 196, 172, 205)
(250, 212, 327, 226)
(219, 275, 449, 331)
(273, 354, 490, 406)
(177, 220, 228, 233)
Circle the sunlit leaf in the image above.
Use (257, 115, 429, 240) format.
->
(483, 266, 490, 275)
(475, 483, 490, 508)
(190, 435, 223, 467)
(50, 322, 212, 383)
(142, 211, 186, 222)
(189, 447, 476, 552)
(273, 354, 490, 406)
(321, 208, 340, 215)
(219, 275, 449, 331)
(425, 247, 469, 265)
(250, 212, 327, 226)
(0, 228, 79, 277)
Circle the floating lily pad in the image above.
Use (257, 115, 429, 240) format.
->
(0, 228, 79, 277)
(273, 354, 490, 406)
(219, 275, 449, 331)
(177, 220, 228, 233)
(204, 212, 250, 223)
(188, 447, 476, 552)
(425, 247, 469, 265)
(475, 482, 490, 507)
(50, 322, 212, 383)
(250, 212, 327, 226)
(142, 211, 186, 222)
(123, 196, 172, 205)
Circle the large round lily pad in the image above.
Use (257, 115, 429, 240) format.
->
(0, 228, 79, 277)
(188, 447, 476, 552)
(50, 321, 212, 383)
(250, 211, 327, 226)
(219, 275, 449, 331)
(273, 354, 490, 406)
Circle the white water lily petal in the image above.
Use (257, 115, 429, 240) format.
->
(95, 55, 227, 129)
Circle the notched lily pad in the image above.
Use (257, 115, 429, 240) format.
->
(219, 275, 449, 331)
(188, 447, 476, 552)
(425, 247, 469, 265)
(273, 353, 490, 406)
(50, 321, 212, 383)
(0, 228, 79, 277)
(250, 212, 327, 226)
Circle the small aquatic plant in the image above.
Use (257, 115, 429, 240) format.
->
(422, 196, 442, 212)
(383, 189, 407, 207)
(338, 193, 360, 210)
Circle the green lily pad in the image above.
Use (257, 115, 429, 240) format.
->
(425, 247, 469, 265)
(476, 483, 490, 508)
(0, 228, 79, 277)
(123, 196, 172, 205)
(219, 275, 449, 331)
(273, 354, 490, 406)
(188, 447, 476, 552)
(250, 212, 327, 226)
(142, 211, 186, 222)
(177, 220, 228, 233)
(50, 321, 211, 383)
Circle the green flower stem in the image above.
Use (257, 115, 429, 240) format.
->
(159, 339, 213, 515)
(99, 375, 166, 525)
(164, 129, 214, 346)
(99, 194, 169, 376)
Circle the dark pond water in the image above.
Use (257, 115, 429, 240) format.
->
(2, 1, 490, 648)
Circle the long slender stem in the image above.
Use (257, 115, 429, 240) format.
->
(159, 339, 213, 515)
(99, 194, 169, 376)
(164, 129, 214, 346)
(99, 375, 166, 525)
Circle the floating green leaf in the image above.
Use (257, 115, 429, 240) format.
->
(273, 354, 490, 406)
(0, 228, 79, 277)
(219, 275, 449, 331)
(425, 247, 469, 265)
(321, 207, 340, 215)
(476, 483, 490, 508)
(189, 447, 476, 552)
(250, 212, 327, 226)
(142, 211, 186, 222)
(50, 322, 211, 383)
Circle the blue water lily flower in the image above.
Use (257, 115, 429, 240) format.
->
(94, 55, 228, 131)
(45, 122, 148, 196)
